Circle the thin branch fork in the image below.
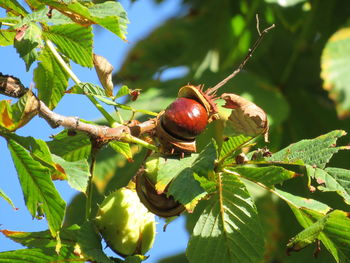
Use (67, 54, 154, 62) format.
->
(206, 15, 275, 95)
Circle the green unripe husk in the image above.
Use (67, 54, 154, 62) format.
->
(95, 188, 156, 257)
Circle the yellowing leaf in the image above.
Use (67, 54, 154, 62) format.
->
(321, 27, 350, 118)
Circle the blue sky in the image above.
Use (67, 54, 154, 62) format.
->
(0, 0, 189, 262)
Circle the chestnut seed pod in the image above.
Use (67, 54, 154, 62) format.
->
(156, 85, 219, 155)
(162, 97, 208, 140)
(95, 188, 156, 257)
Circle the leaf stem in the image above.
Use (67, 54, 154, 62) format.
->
(222, 168, 294, 205)
(46, 40, 116, 125)
(122, 134, 158, 152)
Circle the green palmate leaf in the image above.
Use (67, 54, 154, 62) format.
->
(115, 85, 130, 98)
(78, 221, 117, 263)
(0, 91, 37, 132)
(146, 142, 217, 209)
(228, 165, 296, 187)
(267, 130, 347, 169)
(187, 173, 265, 263)
(321, 27, 350, 117)
(43, 24, 93, 67)
(275, 188, 331, 214)
(0, 188, 16, 209)
(67, 82, 107, 96)
(109, 141, 133, 161)
(219, 134, 252, 164)
(0, 247, 81, 263)
(51, 154, 90, 193)
(47, 130, 91, 161)
(8, 140, 66, 236)
(34, 47, 69, 109)
(14, 22, 42, 71)
(264, 0, 307, 7)
(23, 6, 73, 25)
(10, 90, 39, 130)
(282, 191, 350, 263)
(0, 0, 27, 16)
(0, 225, 80, 249)
(307, 165, 350, 205)
(287, 212, 330, 253)
(37, 0, 128, 40)
(0, 30, 16, 46)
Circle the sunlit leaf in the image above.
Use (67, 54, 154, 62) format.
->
(0, 188, 16, 209)
(187, 173, 265, 263)
(37, 0, 128, 40)
(321, 27, 350, 118)
(43, 24, 93, 67)
(267, 130, 347, 169)
(47, 130, 91, 161)
(0, 30, 16, 46)
(8, 139, 66, 236)
(0, 0, 27, 16)
(219, 134, 252, 164)
(67, 82, 107, 97)
(0, 247, 81, 263)
(109, 141, 133, 161)
(34, 47, 69, 109)
(229, 165, 296, 186)
(0, 225, 80, 248)
(52, 154, 90, 193)
(14, 23, 42, 71)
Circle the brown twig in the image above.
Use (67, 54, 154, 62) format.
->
(206, 15, 275, 96)
(0, 73, 157, 143)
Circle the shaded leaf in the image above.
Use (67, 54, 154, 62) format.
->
(267, 130, 347, 169)
(0, 188, 16, 209)
(11, 90, 39, 130)
(14, 23, 41, 71)
(321, 27, 350, 117)
(93, 54, 114, 96)
(51, 154, 90, 193)
(78, 221, 117, 263)
(287, 213, 329, 253)
(8, 139, 66, 236)
(34, 47, 69, 109)
(43, 23, 93, 67)
(187, 173, 265, 263)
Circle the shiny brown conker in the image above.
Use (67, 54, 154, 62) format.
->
(161, 97, 208, 140)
